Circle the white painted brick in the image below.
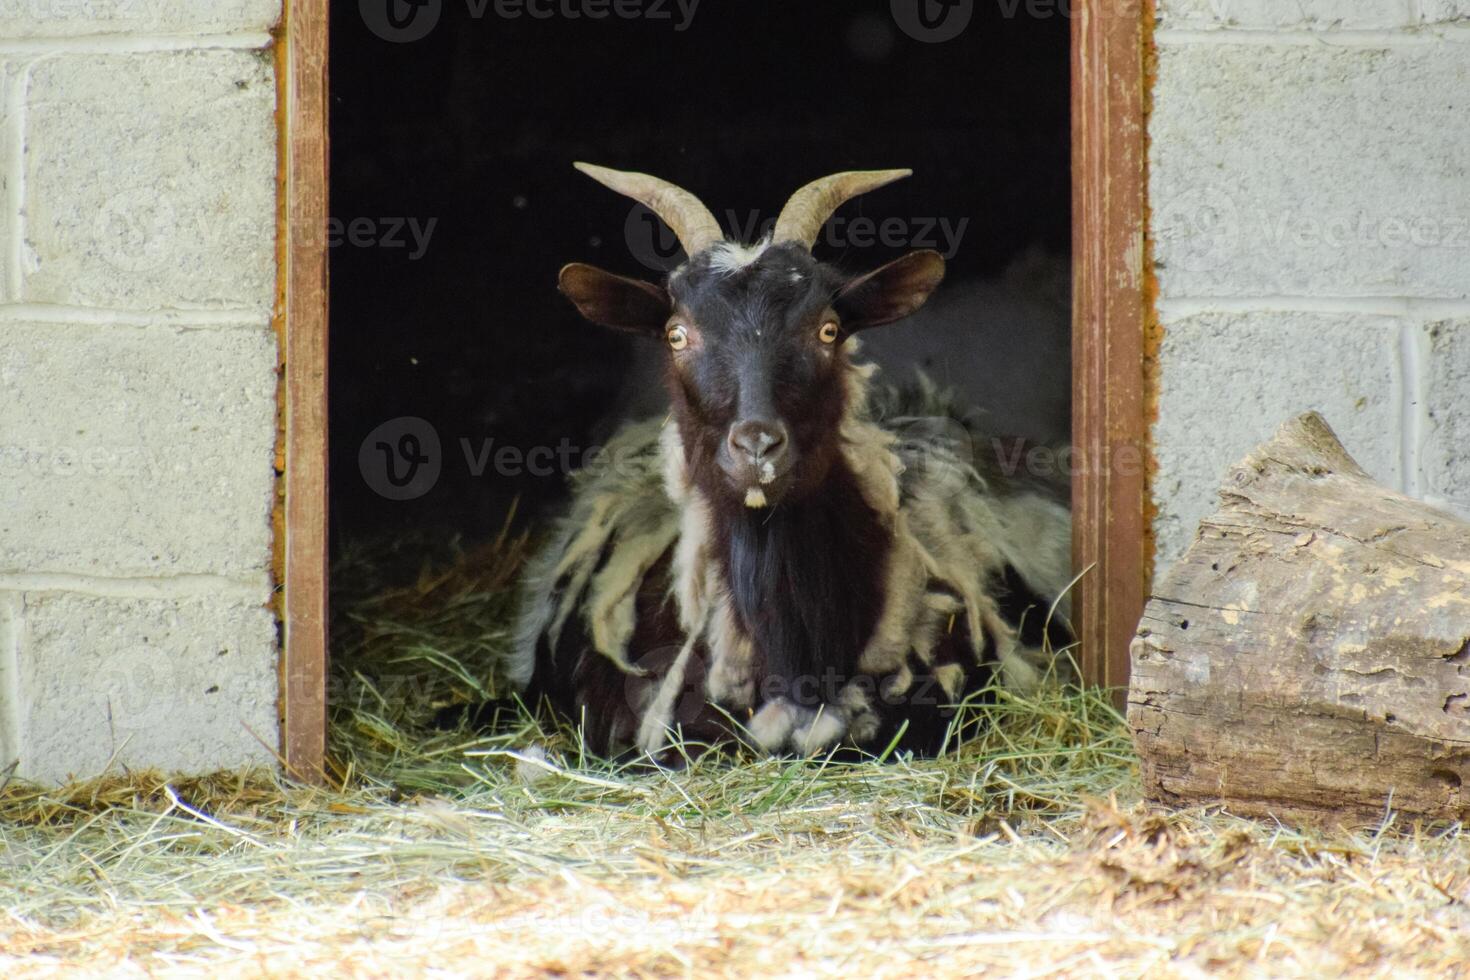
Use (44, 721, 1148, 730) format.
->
(0, 594, 20, 770)
(1420, 318, 1470, 518)
(1158, 0, 1416, 30)
(0, 61, 17, 304)
(21, 50, 276, 312)
(2, 590, 277, 785)
(1151, 43, 1470, 299)
(1152, 312, 1403, 571)
(0, 321, 278, 578)
(1420, 1, 1470, 24)
(0, 0, 279, 38)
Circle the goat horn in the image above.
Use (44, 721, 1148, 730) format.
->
(574, 162, 724, 258)
(771, 169, 913, 250)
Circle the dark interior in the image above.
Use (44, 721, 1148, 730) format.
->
(329, 0, 1071, 568)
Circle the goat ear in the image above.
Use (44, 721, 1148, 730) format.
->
(835, 250, 946, 331)
(558, 263, 670, 335)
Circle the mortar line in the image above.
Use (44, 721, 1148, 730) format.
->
(0, 303, 270, 328)
(1155, 26, 1470, 46)
(1157, 296, 1470, 319)
(1399, 322, 1428, 498)
(0, 572, 272, 603)
(0, 33, 275, 56)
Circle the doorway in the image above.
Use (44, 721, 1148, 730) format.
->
(280, 0, 1150, 775)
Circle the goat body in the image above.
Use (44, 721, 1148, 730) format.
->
(505, 167, 1073, 759)
(510, 365, 1072, 758)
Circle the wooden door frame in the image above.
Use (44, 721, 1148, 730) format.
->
(275, 0, 1155, 775)
(1071, 0, 1152, 698)
(280, 0, 329, 781)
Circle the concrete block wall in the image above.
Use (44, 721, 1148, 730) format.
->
(0, 4, 282, 784)
(1150, 0, 1470, 570)
(0, 1, 1462, 778)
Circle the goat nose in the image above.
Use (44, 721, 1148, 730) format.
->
(728, 420, 788, 462)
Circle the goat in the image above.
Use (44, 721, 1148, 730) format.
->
(507, 164, 1074, 760)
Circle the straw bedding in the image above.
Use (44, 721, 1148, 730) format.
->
(2, 530, 1467, 977)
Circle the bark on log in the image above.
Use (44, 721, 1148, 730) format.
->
(1129, 412, 1470, 825)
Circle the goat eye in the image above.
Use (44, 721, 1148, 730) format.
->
(818, 321, 840, 344)
(667, 324, 690, 351)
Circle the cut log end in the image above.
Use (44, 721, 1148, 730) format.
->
(1129, 413, 1470, 826)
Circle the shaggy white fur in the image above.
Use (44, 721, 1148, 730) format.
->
(703, 236, 773, 275)
(507, 419, 675, 686)
(510, 358, 1073, 756)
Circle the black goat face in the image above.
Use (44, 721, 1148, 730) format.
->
(665, 243, 845, 506)
(559, 242, 945, 508)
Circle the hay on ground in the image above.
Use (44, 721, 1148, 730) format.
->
(1, 535, 1467, 977)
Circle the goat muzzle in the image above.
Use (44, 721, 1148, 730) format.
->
(722, 420, 793, 503)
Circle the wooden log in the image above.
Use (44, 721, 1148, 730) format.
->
(1129, 412, 1470, 824)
